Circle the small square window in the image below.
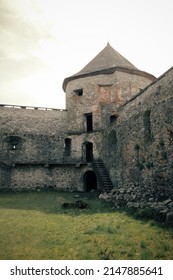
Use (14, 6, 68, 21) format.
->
(74, 89, 83, 96)
(110, 113, 119, 124)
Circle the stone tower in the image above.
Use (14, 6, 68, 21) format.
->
(63, 43, 155, 163)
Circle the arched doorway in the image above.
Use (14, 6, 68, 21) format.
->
(84, 171, 97, 192)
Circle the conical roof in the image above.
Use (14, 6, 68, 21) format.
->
(63, 43, 155, 91)
(76, 42, 137, 75)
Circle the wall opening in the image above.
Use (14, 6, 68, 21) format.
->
(4, 136, 22, 150)
(74, 88, 83, 96)
(64, 138, 71, 156)
(110, 113, 119, 125)
(85, 113, 93, 132)
(85, 142, 93, 162)
(84, 170, 97, 192)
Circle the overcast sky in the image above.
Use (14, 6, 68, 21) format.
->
(0, 0, 172, 109)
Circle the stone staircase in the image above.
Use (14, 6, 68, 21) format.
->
(93, 159, 114, 192)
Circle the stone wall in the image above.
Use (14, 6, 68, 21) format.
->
(100, 67, 173, 225)
(0, 106, 68, 165)
(0, 106, 67, 134)
(0, 163, 90, 192)
(0, 104, 100, 191)
(65, 70, 153, 133)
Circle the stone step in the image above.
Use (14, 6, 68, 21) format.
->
(93, 159, 114, 191)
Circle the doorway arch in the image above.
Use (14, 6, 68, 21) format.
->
(83, 170, 97, 192)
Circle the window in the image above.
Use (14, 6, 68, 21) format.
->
(85, 113, 93, 132)
(64, 138, 71, 156)
(110, 113, 119, 124)
(74, 89, 83, 96)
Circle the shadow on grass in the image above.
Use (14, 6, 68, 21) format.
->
(0, 190, 115, 215)
(0, 191, 172, 230)
(117, 206, 173, 229)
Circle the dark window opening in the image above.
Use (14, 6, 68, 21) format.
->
(143, 110, 152, 142)
(85, 113, 93, 132)
(110, 114, 118, 124)
(74, 89, 83, 96)
(4, 136, 22, 150)
(64, 138, 71, 156)
(84, 171, 97, 192)
(85, 142, 93, 162)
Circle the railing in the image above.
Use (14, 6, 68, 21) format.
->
(0, 104, 66, 112)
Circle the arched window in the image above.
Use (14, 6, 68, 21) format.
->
(64, 138, 71, 156)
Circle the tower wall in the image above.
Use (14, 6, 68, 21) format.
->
(66, 71, 154, 132)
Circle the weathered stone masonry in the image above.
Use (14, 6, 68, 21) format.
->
(100, 67, 173, 225)
(102, 67, 173, 191)
(0, 43, 173, 223)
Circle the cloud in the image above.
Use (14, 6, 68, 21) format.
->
(0, 0, 52, 59)
(0, 55, 47, 81)
(0, 0, 54, 87)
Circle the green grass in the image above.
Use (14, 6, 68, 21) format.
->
(0, 191, 173, 260)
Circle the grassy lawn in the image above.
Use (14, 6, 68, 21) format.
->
(0, 191, 173, 260)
